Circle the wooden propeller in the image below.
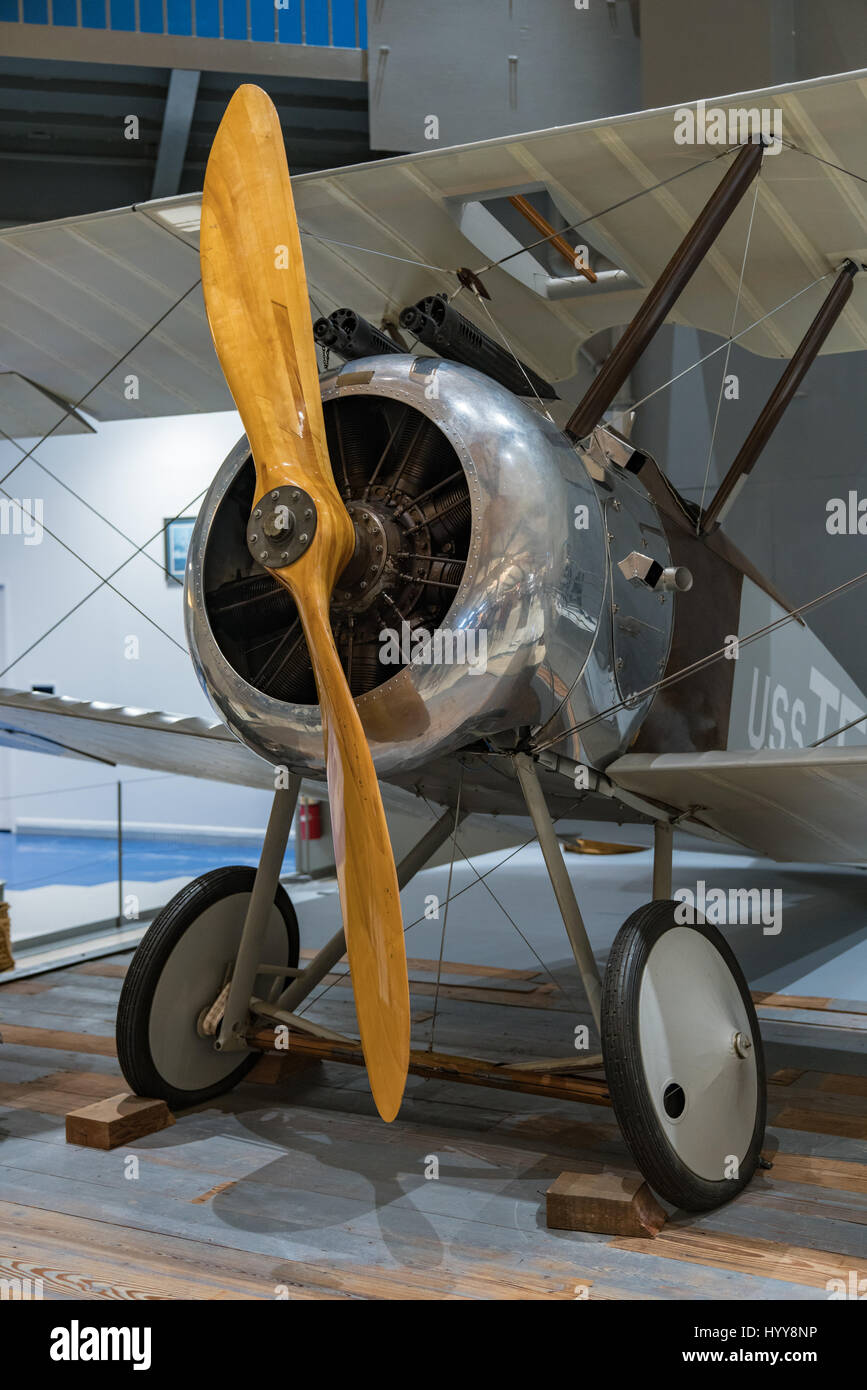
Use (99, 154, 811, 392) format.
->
(199, 85, 409, 1122)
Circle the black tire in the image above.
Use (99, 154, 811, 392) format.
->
(117, 865, 299, 1109)
(601, 899, 766, 1211)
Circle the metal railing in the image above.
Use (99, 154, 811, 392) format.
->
(0, 0, 366, 46)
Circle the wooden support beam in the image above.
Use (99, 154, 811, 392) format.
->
(507, 194, 597, 282)
(246, 1052, 318, 1085)
(546, 1170, 666, 1237)
(248, 1029, 611, 1107)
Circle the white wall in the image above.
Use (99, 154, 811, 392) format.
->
(0, 410, 276, 838)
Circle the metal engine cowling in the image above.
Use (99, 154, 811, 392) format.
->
(186, 355, 628, 779)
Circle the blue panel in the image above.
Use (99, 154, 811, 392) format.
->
(81, 0, 107, 26)
(222, 0, 246, 39)
(196, 0, 219, 35)
(304, 0, 328, 46)
(139, 0, 164, 31)
(166, 0, 191, 33)
(250, 0, 272, 42)
(276, 0, 301, 43)
(22, 0, 48, 21)
(51, 0, 78, 23)
(0, 831, 295, 890)
(358, 0, 365, 46)
(110, 0, 135, 28)
(0, 0, 18, 18)
(331, 0, 356, 47)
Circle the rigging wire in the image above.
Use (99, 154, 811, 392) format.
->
(627, 272, 833, 413)
(299, 228, 453, 276)
(420, 793, 584, 1010)
(475, 295, 558, 427)
(0, 486, 209, 679)
(533, 565, 867, 755)
(294, 796, 587, 1020)
(0, 279, 203, 493)
(427, 768, 463, 1053)
(811, 710, 867, 748)
(0, 487, 186, 655)
(0, 424, 182, 586)
(779, 138, 867, 189)
(472, 146, 736, 277)
(0, 279, 208, 673)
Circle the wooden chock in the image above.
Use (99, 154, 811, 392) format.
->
(546, 1170, 666, 1238)
(66, 1093, 174, 1150)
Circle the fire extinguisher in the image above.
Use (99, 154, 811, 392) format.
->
(298, 801, 322, 841)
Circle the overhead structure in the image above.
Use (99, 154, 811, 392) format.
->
(1, 68, 867, 432)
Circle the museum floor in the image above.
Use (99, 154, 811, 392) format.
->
(1, 842, 866, 1299)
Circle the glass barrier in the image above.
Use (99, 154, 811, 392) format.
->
(0, 771, 295, 959)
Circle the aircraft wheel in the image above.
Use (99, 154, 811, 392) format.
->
(601, 900, 766, 1211)
(117, 865, 299, 1109)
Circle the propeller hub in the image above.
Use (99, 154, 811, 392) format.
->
(332, 500, 401, 613)
(246, 484, 317, 569)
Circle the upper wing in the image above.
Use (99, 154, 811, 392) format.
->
(2, 67, 866, 431)
(607, 745, 867, 864)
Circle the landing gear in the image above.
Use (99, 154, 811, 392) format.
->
(117, 866, 299, 1109)
(601, 900, 766, 1211)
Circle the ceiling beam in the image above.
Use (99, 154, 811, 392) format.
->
(0, 26, 367, 81)
(151, 68, 200, 199)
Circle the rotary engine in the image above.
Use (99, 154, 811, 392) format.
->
(186, 355, 673, 780)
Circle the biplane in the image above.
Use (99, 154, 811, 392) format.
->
(2, 67, 867, 1211)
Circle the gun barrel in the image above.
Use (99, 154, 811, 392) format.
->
(399, 294, 558, 401)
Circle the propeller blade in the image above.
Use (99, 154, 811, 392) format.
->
(200, 84, 409, 1122)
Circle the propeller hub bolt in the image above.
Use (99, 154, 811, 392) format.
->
(263, 509, 293, 540)
(247, 484, 317, 569)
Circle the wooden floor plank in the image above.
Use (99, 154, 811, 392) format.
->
(772, 1106, 867, 1142)
(0, 1071, 123, 1116)
(3, 945, 865, 1301)
(612, 1226, 867, 1289)
(761, 1151, 867, 1196)
(0, 1025, 117, 1057)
